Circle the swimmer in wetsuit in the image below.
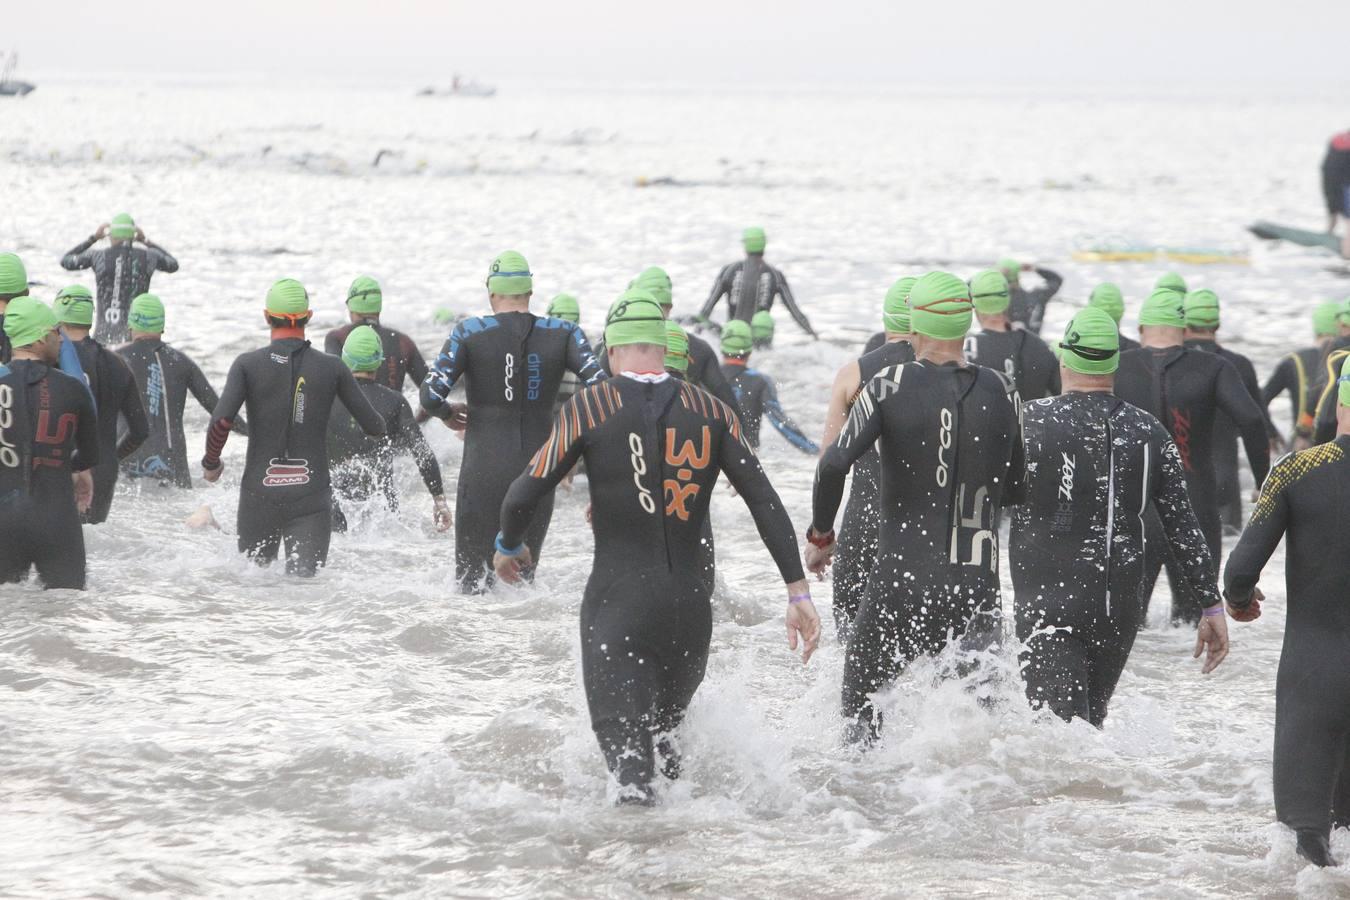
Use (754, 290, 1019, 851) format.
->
(322, 276, 428, 393)
(1223, 355, 1350, 868)
(0, 297, 99, 589)
(1322, 129, 1350, 236)
(492, 291, 820, 804)
(1088, 282, 1140, 352)
(59, 213, 179, 345)
(1113, 288, 1270, 625)
(117, 293, 247, 488)
(546, 294, 589, 414)
(999, 257, 1063, 335)
(1011, 308, 1229, 727)
(327, 326, 450, 533)
(202, 279, 386, 576)
(751, 310, 775, 350)
(420, 251, 605, 591)
(808, 271, 1024, 744)
(700, 228, 817, 337)
(1263, 301, 1341, 450)
(718, 321, 818, 454)
(818, 276, 918, 640)
(963, 269, 1060, 400)
(55, 285, 149, 524)
(1307, 300, 1350, 446)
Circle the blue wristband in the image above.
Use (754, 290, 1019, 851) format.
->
(494, 533, 525, 557)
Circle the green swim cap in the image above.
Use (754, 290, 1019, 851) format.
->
(1059, 307, 1120, 376)
(1337, 298, 1350, 327)
(1138, 287, 1186, 329)
(547, 293, 580, 323)
(486, 251, 533, 296)
(665, 320, 690, 374)
(346, 275, 383, 314)
(743, 227, 767, 254)
(3, 295, 58, 348)
(1183, 288, 1221, 328)
(128, 293, 165, 333)
(1341, 355, 1350, 407)
(969, 269, 1011, 315)
(604, 289, 667, 349)
(1314, 300, 1342, 337)
(721, 319, 753, 356)
(883, 276, 916, 334)
(53, 284, 95, 326)
(909, 271, 973, 341)
(1155, 271, 1187, 293)
(998, 258, 1020, 281)
(109, 213, 136, 241)
(629, 267, 673, 307)
(752, 309, 775, 342)
(266, 278, 310, 316)
(1088, 282, 1125, 323)
(0, 253, 29, 295)
(341, 325, 385, 372)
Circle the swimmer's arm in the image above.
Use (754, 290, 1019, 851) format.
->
(185, 358, 247, 436)
(774, 269, 816, 337)
(420, 322, 470, 418)
(1222, 462, 1291, 608)
(1261, 356, 1294, 426)
(499, 401, 587, 549)
(818, 359, 861, 452)
(72, 383, 100, 472)
(148, 242, 178, 274)
(1215, 357, 1271, 484)
(717, 412, 806, 583)
(812, 379, 884, 534)
(322, 329, 343, 356)
(697, 264, 733, 321)
(115, 358, 150, 460)
(60, 236, 99, 271)
(402, 334, 429, 388)
(762, 379, 819, 454)
(203, 357, 248, 472)
(336, 365, 386, 437)
(1153, 436, 1222, 611)
(565, 322, 606, 386)
(397, 399, 444, 497)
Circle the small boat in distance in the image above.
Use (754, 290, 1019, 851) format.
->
(0, 51, 35, 97)
(417, 74, 496, 98)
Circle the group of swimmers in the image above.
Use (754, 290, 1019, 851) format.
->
(2, 219, 1349, 866)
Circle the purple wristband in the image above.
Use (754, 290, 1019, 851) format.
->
(789, 593, 811, 605)
(1202, 604, 1224, 617)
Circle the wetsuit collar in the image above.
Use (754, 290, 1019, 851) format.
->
(620, 371, 670, 384)
(722, 357, 748, 368)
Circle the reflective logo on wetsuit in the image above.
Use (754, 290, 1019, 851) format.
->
(949, 483, 997, 571)
(270, 353, 289, 364)
(0, 384, 17, 468)
(504, 353, 515, 401)
(33, 380, 76, 469)
(628, 433, 656, 514)
(1170, 408, 1193, 472)
(147, 361, 164, 417)
(663, 426, 712, 521)
(936, 407, 954, 487)
(1052, 452, 1076, 533)
(527, 352, 542, 401)
(292, 377, 306, 424)
(262, 458, 311, 487)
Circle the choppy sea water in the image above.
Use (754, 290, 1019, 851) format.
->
(1, 82, 1349, 897)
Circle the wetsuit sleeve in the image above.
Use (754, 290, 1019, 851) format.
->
(402, 334, 429, 387)
(812, 376, 885, 533)
(1223, 455, 1292, 605)
(60, 236, 99, 271)
(1262, 355, 1298, 433)
(698, 265, 733, 321)
(72, 381, 100, 472)
(1311, 352, 1345, 444)
(146, 242, 179, 273)
(114, 358, 150, 460)
(716, 407, 807, 583)
(204, 356, 248, 468)
(1235, 355, 1279, 440)
(323, 329, 343, 356)
(184, 357, 246, 435)
(1025, 268, 1063, 334)
(1214, 358, 1271, 485)
(761, 377, 820, 454)
(774, 268, 816, 337)
(395, 398, 443, 497)
(565, 322, 606, 386)
(420, 321, 471, 419)
(336, 364, 387, 437)
(1152, 432, 1222, 609)
(499, 398, 589, 549)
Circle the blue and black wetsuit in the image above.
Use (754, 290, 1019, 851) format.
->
(60, 237, 178, 344)
(72, 335, 149, 523)
(421, 311, 605, 591)
(720, 359, 818, 454)
(813, 360, 1024, 742)
(499, 375, 803, 800)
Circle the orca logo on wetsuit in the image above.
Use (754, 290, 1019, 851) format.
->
(1170, 408, 1193, 472)
(628, 432, 656, 514)
(262, 458, 311, 487)
(663, 426, 712, 521)
(504, 353, 515, 401)
(0, 384, 17, 468)
(936, 407, 954, 487)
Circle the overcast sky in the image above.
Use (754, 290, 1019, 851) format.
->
(7, 0, 1346, 91)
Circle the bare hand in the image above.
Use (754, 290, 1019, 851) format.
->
(493, 545, 534, 584)
(432, 496, 452, 532)
(72, 471, 93, 513)
(785, 579, 821, 664)
(134, 227, 146, 243)
(203, 463, 223, 483)
(1227, 586, 1264, 622)
(804, 539, 835, 578)
(442, 403, 469, 432)
(94, 223, 110, 239)
(1194, 611, 1230, 674)
(585, 502, 593, 524)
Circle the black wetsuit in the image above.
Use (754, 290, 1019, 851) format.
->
(1263, 344, 1327, 445)
(700, 256, 816, 336)
(1224, 437, 1350, 861)
(206, 337, 386, 575)
(421, 312, 604, 591)
(1011, 392, 1218, 726)
(323, 322, 428, 392)
(1008, 268, 1063, 335)
(963, 327, 1061, 400)
(1114, 345, 1270, 623)
(1185, 338, 1275, 531)
(0, 360, 100, 589)
(813, 359, 1024, 742)
(1310, 340, 1350, 446)
(598, 332, 738, 412)
(1322, 131, 1350, 218)
(499, 375, 803, 799)
(720, 360, 818, 454)
(863, 332, 886, 355)
(117, 338, 243, 488)
(60, 238, 179, 344)
(1119, 334, 1141, 353)
(72, 336, 149, 524)
(327, 378, 442, 531)
(831, 338, 915, 638)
